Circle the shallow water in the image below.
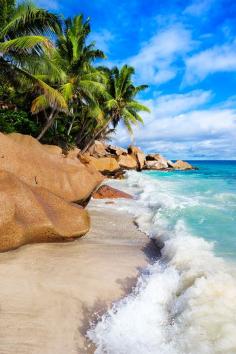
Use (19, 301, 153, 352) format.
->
(88, 162, 236, 354)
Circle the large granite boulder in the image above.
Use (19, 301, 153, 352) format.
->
(144, 153, 169, 170)
(144, 160, 168, 170)
(117, 154, 137, 169)
(172, 160, 193, 170)
(87, 156, 120, 174)
(88, 140, 107, 157)
(0, 171, 89, 252)
(106, 145, 127, 156)
(0, 133, 103, 203)
(127, 145, 145, 170)
(92, 185, 133, 199)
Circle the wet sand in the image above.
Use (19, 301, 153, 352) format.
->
(0, 202, 159, 354)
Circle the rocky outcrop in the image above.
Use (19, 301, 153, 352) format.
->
(82, 140, 196, 174)
(117, 154, 137, 169)
(106, 145, 127, 156)
(0, 133, 103, 203)
(172, 160, 194, 170)
(92, 185, 133, 199)
(88, 140, 107, 157)
(128, 145, 145, 170)
(87, 155, 120, 174)
(0, 171, 89, 252)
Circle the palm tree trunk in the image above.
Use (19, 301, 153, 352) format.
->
(81, 116, 113, 154)
(37, 109, 56, 140)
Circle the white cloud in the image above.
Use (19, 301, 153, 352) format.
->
(128, 23, 195, 85)
(184, 0, 214, 16)
(112, 91, 236, 159)
(90, 30, 114, 54)
(184, 41, 236, 84)
(35, 0, 59, 9)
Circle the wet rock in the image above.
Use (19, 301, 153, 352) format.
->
(172, 160, 194, 170)
(93, 185, 133, 199)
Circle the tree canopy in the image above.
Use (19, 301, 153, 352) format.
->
(0, 2, 150, 150)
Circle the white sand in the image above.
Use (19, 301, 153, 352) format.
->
(0, 203, 159, 354)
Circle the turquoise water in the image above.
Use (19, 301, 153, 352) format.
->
(89, 165, 236, 354)
(144, 161, 236, 259)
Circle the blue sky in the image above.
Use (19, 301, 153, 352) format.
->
(35, 0, 236, 159)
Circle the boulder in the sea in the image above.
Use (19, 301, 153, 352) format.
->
(117, 154, 137, 169)
(144, 160, 168, 170)
(93, 185, 133, 199)
(0, 133, 103, 203)
(145, 153, 169, 167)
(0, 171, 90, 252)
(172, 160, 193, 170)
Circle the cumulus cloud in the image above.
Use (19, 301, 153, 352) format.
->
(112, 90, 236, 159)
(90, 30, 114, 54)
(184, 41, 236, 84)
(128, 23, 195, 84)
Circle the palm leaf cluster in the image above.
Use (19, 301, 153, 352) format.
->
(0, 1, 150, 150)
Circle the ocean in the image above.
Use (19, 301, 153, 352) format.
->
(88, 161, 236, 354)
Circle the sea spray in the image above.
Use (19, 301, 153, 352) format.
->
(88, 167, 236, 354)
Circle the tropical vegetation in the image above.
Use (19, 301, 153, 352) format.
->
(0, 0, 150, 150)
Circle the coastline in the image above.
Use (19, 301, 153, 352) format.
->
(0, 196, 159, 354)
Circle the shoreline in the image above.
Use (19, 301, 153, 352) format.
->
(0, 198, 159, 354)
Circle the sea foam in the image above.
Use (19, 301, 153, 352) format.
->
(87, 171, 236, 354)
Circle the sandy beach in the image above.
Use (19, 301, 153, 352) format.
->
(0, 201, 159, 354)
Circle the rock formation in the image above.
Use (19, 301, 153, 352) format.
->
(93, 185, 133, 199)
(0, 171, 89, 252)
(0, 133, 103, 203)
(0, 133, 104, 251)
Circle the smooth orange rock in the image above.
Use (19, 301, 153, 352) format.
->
(172, 160, 193, 170)
(87, 155, 120, 173)
(0, 171, 90, 252)
(93, 185, 133, 199)
(118, 154, 137, 169)
(0, 133, 103, 203)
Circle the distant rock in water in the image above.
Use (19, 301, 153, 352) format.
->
(85, 141, 196, 173)
(93, 185, 133, 199)
(172, 160, 194, 170)
(0, 171, 89, 252)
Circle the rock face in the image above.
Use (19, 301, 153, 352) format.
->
(144, 160, 168, 170)
(87, 156, 120, 174)
(0, 133, 103, 203)
(172, 160, 193, 170)
(92, 185, 133, 199)
(106, 145, 127, 156)
(88, 140, 107, 157)
(117, 154, 137, 169)
(128, 146, 145, 170)
(0, 171, 89, 252)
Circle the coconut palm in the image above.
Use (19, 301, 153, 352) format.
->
(81, 65, 150, 152)
(0, 1, 67, 116)
(34, 14, 108, 140)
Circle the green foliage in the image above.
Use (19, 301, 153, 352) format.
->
(0, 109, 40, 135)
(0, 2, 150, 149)
(0, 0, 15, 31)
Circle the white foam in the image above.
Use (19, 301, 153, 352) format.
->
(87, 171, 236, 354)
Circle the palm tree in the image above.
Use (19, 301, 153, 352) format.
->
(81, 65, 150, 152)
(35, 14, 108, 140)
(0, 1, 67, 118)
